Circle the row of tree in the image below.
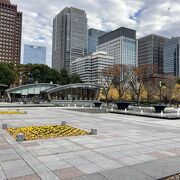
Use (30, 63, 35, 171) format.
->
(101, 64, 180, 105)
(0, 62, 179, 105)
(0, 63, 82, 87)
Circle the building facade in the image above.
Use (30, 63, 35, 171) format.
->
(97, 27, 137, 67)
(23, 44, 46, 64)
(0, 0, 22, 66)
(71, 51, 114, 83)
(138, 34, 168, 74)
(163, 37, 180, 76)
(88, 28, 106, 54)
(52, 7, 87, 72)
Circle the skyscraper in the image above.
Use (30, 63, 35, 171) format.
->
(0, 0, 22, 66)
(88, 28, 106, 54)
(23, 44, 46, 64)
(138, 34, 168, 74)
(52, 7, 87, 72)
(97, 27, 137, 67)
(164, 37, 180, 76)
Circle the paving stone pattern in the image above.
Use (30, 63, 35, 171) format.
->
(0, 107, 180, 179)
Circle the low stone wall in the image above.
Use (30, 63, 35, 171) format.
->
(51, 100, 104, 107)
(66, 108, 109, 113)
(128, 106, 178, 113)
(110, 109, 180, 120)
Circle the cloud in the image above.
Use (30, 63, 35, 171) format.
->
(10, 0, 180, 66)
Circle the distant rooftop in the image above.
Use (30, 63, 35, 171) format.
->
(55, 6, 86, 19)
(92, 51, 107, 56)
(98, 27, 136, 45)
(138, 34, 168, 40)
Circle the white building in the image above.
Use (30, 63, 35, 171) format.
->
(72, 51, 114, 84)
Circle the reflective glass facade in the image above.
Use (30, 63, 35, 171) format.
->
(46, 83, 104, 101)
(23, 44, 46, 64)
(122, 37, 136, 66)
(163, 37, 180, 76)
(88, 28, 106, 54)
(138, 34, 167, 74)
(52, 7, 87, 72)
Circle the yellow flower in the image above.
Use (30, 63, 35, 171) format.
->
(7, 124, 88, 141)
(0, 111, 25, 115)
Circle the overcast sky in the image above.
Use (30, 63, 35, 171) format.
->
(11, 0, 180, 66)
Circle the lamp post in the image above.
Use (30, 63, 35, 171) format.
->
(178, 87, 180, 108)
(153, 81, 167, 113)
(159, 81, 162, 104)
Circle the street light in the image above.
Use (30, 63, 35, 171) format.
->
(159, 81, 162, 103)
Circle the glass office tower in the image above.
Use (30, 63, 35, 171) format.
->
(164, 37, 180, 76)
(23, 44, 46, 64)
(138, 34, 168, 74)
(88, 28, 106, 54)
(97, 27, 137, 67)
(52, 7, 87, 72)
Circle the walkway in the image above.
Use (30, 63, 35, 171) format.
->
(0, 107, 180, 179)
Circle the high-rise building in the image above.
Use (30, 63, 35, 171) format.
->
(0, 0, 22, 65)
(52, 7, 87, 72)
(97, 27, 137, 67)
(23, 44, 46, 64)
(138, 34, 168, 74)
(163, 37, 180, 76)
(72, 51, 114, 83)
(88, 28, 106, 54)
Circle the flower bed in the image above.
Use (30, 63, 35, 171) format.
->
(0, 111, 25, 115)
(159, 173, 180, 180)
(7, 125, 88, 141)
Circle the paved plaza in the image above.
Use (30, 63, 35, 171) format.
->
(0, 107, 180, 179)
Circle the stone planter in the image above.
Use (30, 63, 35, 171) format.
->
(153, 104, 167, 113)
(115, 101, 130, 110)
(93, 101, 102, 108)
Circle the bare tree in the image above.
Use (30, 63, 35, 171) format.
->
(144, 77, 159, 103)
(164, 75, 177, 105)
(129, 65, 154, 105)
(175, 84, 180, 107)
(112, 64, 131, 101)
(100, 67, 114, 104)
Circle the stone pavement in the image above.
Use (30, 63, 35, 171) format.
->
(0, 107, 180, 179)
